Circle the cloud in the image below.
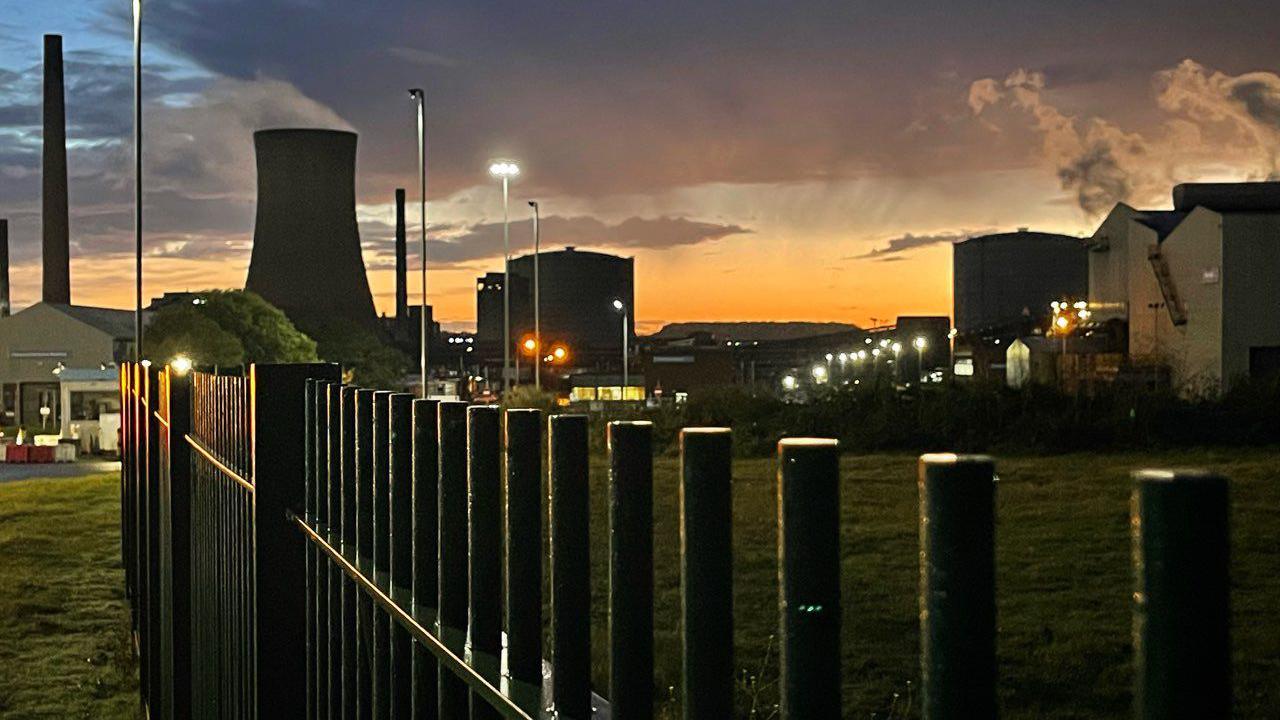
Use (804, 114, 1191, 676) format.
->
(363, 214, 751, 268)
(969, 60, 1280, 215)
(849, 230, 976, 259)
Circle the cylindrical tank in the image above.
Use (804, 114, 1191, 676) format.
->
(953, 231, 1087, 334)
(1172, 182, 1280, 213)
(245, 129, 377, 337)
(508, 247, 634, 354)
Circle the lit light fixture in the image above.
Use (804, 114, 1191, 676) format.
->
(811, 365, 828, 382)
(824, 353, 833, 362)
(891, 342, 902, 355)
(170, 355, 192, 375)
(781, 375, 797, 391)
(872, 348, 881, 358)
(913, 336, 928, 350)
(488, 159, 520, 178)
(612, 299, 624, 311)
(838, 352, 848, 363)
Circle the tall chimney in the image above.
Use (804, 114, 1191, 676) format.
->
(395, 188, 408, 321)
(42, 34, 70, 305)
(0, 219, 10, 317)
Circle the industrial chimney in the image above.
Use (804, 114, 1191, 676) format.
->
(395, 188, 407, 321)
(245, 129, 378, 338)
(42, 34, 70, 305)
(1, 218, 10, 317)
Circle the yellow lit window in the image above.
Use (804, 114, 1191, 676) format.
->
(569, 387, 597, 402)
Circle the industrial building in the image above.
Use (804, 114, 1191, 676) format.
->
(244, 128, 379, 340)
(1087, 182, 1280, 394)
(953, 230, 1088, 334)
(475, 247, 633, 378)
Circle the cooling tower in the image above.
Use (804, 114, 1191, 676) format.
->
(245, 129, 378, 338)
(43, 34, 70, 304)
(394, 188, 407, 321)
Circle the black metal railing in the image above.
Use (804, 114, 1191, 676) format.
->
(121, 362, 1234, 719)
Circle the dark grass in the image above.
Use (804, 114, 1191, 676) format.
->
(0, 473, 138, 719)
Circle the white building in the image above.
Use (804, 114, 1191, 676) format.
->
(1087, 182, 1280, 394)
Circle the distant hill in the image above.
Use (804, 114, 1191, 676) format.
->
(650, 321, 861, 342)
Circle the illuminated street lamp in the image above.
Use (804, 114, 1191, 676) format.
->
(781, 375, 797, 391)
(489, 159, 520, 391)
(913, 336, 928, 382)
(811, 364, 828, 383)
(612, 298, 629, 393)
(133, 0, 143, 361)
(170, 355, 192, 375)
(892, 341, 903, 382)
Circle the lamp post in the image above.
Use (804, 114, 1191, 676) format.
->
(133, 0, 143, 361)
(528, 201, 540, 391)
(488, 160, 519, 392)
(612, 299, 628, 396)
(408, 88, 427, 397)
(913, 336, 928, 383)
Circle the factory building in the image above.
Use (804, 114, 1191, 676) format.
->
(476, 247, 633, 367)
(1087, 182, 1280, 394)
(953, 230, 1088, 334)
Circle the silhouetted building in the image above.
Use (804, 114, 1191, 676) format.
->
(244, 129, 378, 339)
(43, 34, 70, 305)
(475, 271, 530, 356)
(953, 230, 1087, 334)
(1088, 181, 1280, 393)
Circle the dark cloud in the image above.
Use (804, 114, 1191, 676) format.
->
(849, 231, 974, 259)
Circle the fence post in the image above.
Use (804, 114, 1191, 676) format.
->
(354, 388, 376, 720)
(918, 453, 997, 720)
(437, 401, 470, 717)
(504, 408, 542, 714)
(304, 379, 316, 720)
(325, 383, 343, 718)
(1132, 470, 1230, 720)
(608, 421, 654, 720)
(311, 380, 331, 720)
(250, 362, 339, 718)
(340, 386, 358, 720)
(680, 427, 733, 720)
(166, 369, 194, 718)
(777, 438, 841, 720)
(550, 414, 591, 719)
(412, 398, 440, 719)
(372, 390, 393, 719)
(145, 362, 162, 715)
(388, 393, 415, 719)
(468, 405, 503, 720)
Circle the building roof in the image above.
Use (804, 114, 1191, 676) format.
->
(957, 230, 1082, 245)
(1133, 211, 1188, 240)
(45, 304, 138, 339)
(56, 367, 118, 382)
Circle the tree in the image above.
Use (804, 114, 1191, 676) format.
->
(145, 290, 318, 367)
(313, 328, 408, 389)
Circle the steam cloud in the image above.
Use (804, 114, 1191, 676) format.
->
(970, 60, 1280, 215)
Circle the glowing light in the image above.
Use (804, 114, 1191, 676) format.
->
(1055, 316, 1069, 329)
(612, 299, 625, 311)
(824, 353, 833, 362)
(811, 365, 828, 382)
(872, 348, 881, 358)
(488, 160, 520, 178)
(838, 352, 848, 363)
(891, 342, 902, 355)
(879, 338, 890, 348)
(781, 375, 797, 391)
(170, 355, 192, 375)
(552, 346, 568, 362)
(913, 336, 928, 350)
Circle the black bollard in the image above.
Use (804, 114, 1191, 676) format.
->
(549, 414, 591, 719)
(608, 421, 655, 720)
(504, 409, 543, 714)
(437, 401, 470, 718)
(411, 398, 440, 719)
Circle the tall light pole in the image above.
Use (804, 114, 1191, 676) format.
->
(612, 298, 628, 396)
(528, 201, 541, 391)
(408, 88, 427, 397)
(488, 160, 519, 393)
(132, 0, 143, 361)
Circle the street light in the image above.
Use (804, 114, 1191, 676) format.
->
(812, 364, 828, 383)
(170, 355, 192, 375)
(913, 336, 928, 383)
(133, 0, 143, 361)
(408, 88, 428, 397)
(528, 200, 541, 390)
(612, 298, 629, 394)
(489, 159, 520, 392)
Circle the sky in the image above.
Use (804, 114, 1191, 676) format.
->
(3, 1, 1280, 332)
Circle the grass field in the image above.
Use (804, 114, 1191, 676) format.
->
(0, 474, 137, 719)
(1, 449, 1277, 719)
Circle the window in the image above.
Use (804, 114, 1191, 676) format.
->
(569, 387, 597, 402)
(70, 391, 121, 421)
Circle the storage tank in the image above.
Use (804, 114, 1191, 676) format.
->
(508, 246, 634, 355)
(244, 129, 378, 337)
(953, 230, 1087, 334)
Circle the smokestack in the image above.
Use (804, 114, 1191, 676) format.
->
(395, 188, 407, 321)
(1, 219, 10, 317)
(42, 34, 70, 305)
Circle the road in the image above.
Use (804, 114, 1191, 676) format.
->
(0, 460, 121, 483)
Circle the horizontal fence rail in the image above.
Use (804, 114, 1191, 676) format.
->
(119, 362, 1236, 719)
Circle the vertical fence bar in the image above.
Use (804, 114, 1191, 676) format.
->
(438, 401, 470, 717)
(373, 390, 393, 719)
(468, 405, 503, 720)
(313, 380, 330, 720)
(327, 383, 344, 720)
(355, 388, 376, 719)
(777, 438, 842, 720)
(1132, 470, 1230, 720)
(504, 409, 542, 714)
(167, 370, 193, 718)
(340, 386, 358, 720)
(388, 393, 414, 719)
(146, 363, 163, 715)
(608, 421, 654, 720)
(549, 414, 591, 719)
(412, 398, 440, 718)
(918, 454, 997, 720)
(305, 379, 317, 720)
(252, 363, 341, 717)
(679, 427, 733, 720)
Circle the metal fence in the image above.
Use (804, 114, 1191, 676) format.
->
(121, 361, 1232, 719)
